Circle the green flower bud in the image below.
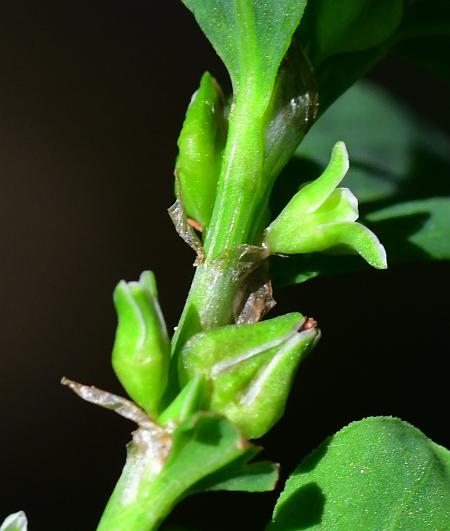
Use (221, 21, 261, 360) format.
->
(112, 271, 170, 417)
(175, 72, 227, 228)
(181, 313, 319, 439)
(264, 141, 387, 269)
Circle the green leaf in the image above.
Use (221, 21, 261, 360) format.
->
(366, 198, 450, 261)
(296, 0, 403, 109)
(299, 0, 450, 113)
(392, 0, 450, 83)
(202, 460, 279, 493)
(271, 81, 450, 286)
(191, 445, 279, 493)
(313, 0, 450, 109)
(313, 47, 384, 112)
(300, 0, 403, 65)
(98, 413, 278, 530)
(269, 417, 450, 530)
(155, 414, 278, 496)
(0, 513, 27, 531)
(180, 0, 307, 107)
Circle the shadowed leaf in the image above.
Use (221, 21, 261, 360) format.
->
(269, 417, 450, 530)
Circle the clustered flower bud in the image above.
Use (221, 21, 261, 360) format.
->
(264, 141, 387, 269)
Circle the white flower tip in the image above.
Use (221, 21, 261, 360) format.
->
(339, 188, 359, 220)
(0, 511, 28, 531)
(363, 226, 388, 269)
(333, 140, 349, 177)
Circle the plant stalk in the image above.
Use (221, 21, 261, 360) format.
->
(172, 96, 267, 354)
(97, 94, 269, 531)
(97, 431, 178, 531)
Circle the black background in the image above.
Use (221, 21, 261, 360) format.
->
(0, 2, 449, 530)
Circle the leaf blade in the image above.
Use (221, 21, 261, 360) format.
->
(392, 0, 450, 83)
(181, 0, 307, 106)
(269, 417, 450, 530)
(301, 0, 403, 64)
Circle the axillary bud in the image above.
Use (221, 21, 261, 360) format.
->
(112, 271, 170, 417)
(181, 313, 319, 439)
(175, 71, 227, 229)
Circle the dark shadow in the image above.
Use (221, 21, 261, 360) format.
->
(366, 212, 431, 261)
(195, 416, 223, 446)
(267, 438, 331, 530)
(298, 435, 332, 472)
(272, 482, 325, 530)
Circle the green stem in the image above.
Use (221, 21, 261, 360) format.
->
(99, 92, 270, 531)
(96, 423, 173, 531)
(172, 97, 267, 354)
(97, 465, 176, 531)
(204, 99, 265, 258)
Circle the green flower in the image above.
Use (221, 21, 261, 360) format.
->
(181, 313, 320, 439)
(264, 141, 387, 269)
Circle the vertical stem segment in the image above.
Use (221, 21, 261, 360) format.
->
(172, 98, 267, 353)
(204, 103, 265, 258)
(97, 427, 173, 531)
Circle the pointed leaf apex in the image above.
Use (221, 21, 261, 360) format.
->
(356, 224, 388, 269)
(333, 140, 349, 172)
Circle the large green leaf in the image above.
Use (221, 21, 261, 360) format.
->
(269, 417, 450, 530)
(392, 0, 450, 83)
(271, 81, 450, 286)
(158, 413, 278, 495)
(300, 0, 403, 65)
(180, 0, 307, 106)
(296, 0, 403, 109)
